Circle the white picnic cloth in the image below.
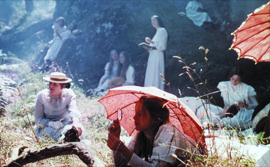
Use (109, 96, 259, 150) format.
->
(205, 128, 270, 167)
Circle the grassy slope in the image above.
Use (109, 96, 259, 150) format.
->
(0, 63, 257, 167)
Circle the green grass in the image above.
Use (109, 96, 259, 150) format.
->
(0, 57, 261, 167)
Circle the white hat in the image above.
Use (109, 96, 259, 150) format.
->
(43, 72, 72, 83)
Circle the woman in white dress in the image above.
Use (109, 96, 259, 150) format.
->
(143, 15, 168, 90)
(107, 96, 198, 166)
(35, 72, 85, 142)
(185, 0, 212, 27)
(181, 67, 258, 130)
(93, 49, 119, 94)
(217, 66, 258, 129)
(44, 23, 75, 62)
(108, 51, 135, 88)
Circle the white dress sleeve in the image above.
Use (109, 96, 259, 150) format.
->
(153, 28, 168, 51)
(124, 65, 135, 85)
(217, 81, 230, 107)
(66, 89, 81, 120)
(245, 86, 258, 109)
(61, 30, 72, 41)
(35, 91, 50, 127)
(102, 62, 111, 79)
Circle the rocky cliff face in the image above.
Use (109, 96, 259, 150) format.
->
(0, 0, 269, 105)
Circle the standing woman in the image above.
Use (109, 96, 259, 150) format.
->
(93, 49, 119, 94)
(143, 15, 168, 90)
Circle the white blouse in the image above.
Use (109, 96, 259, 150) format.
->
(217, 81, 258, 109)
(115, 124, 197, 167)
(217, 81, 258, 129)
(124, 65, 135, 85)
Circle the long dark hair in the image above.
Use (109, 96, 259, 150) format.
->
(152, 15, 165, 28)
(117, 51, 131, 79)
(108, 49, 118, 75)
(228, 66, 243, 80)
(133, 96, 169, 161)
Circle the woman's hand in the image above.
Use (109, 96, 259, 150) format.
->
(107, 132, 134, 162)
(48, 121, 64, 129)
(237, 100, 247, 108)
(108, 119, 121, 138)
(221, 107, 229, 118)
(145, 37, 153, 44)
(72, 125, 82, 136)
(107, 132, 122, 151)
(142, 45, 150, 51)
(72, 118, 82, 136)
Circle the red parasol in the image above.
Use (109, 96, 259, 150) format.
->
(229, 2, 270, 64)
(98, 86, 205, 145)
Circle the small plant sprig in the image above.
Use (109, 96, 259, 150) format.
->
(199, 46, 209, 72)
(173, 55, 212, 119)
(160, 74, 172, 93)
(17, 86, 39, 143)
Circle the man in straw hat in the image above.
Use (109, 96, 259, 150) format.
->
(34, 72, 85, 142)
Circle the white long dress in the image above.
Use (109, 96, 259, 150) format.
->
(185, 0, 212, 27)
(179, 97, 223, 126)
(95, 60, 119, 92)
(44, 25, 72, 61)
(144, 27, 168, 90)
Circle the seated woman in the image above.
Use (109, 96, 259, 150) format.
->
(34, 72, 85, 142)
(37, 17, 66, 68)
(93, 49, 119, 95)
(181, 66, 258, 130)
(217, 66, 258, 129)
(108, 51, 135, 88)
(107, 96, 199, 166)
(185, 0, 213, 28)
(43, 23, 76, 71)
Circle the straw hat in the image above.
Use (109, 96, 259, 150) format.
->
(43, 72, 72, 83)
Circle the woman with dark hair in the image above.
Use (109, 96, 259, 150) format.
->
(217, 66, 258, 129)
(35, 72, 85, 142)
(107, 96, 197, 166)
(143, 15, 168, 90)
(93, 49, 119, 94)
(108, 51, 135, 88)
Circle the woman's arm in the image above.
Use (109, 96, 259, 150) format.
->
(246, 95, 258, 109)
(35, 94, 50, 127)
(102, 62, 110, 81)
(124, 66, 135, 85)
(61, 30, 72, 41)
(152, 28, 168, 51)
(67, 90, 83, 135)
